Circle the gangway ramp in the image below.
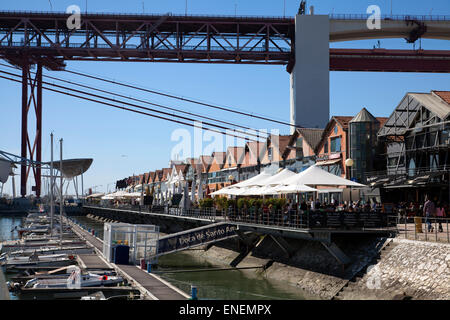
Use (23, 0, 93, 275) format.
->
(155, 222, 239, 258)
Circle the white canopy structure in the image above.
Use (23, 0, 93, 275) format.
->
(122, 192, 142, 198)
(211, 165, 364, 197)
(242, 168, 298, 195)
(231, 171, 272, 188)
(280, 165, 366, 188)
(254, 168, 296, 187)
(86, 192, 105, 199)
(0, 158, 11, 184)
(210, 171, 272, 196)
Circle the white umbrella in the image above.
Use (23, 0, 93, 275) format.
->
(281, 165, 367, 187)
(238, 186, 265, 196)
(274, 184, 318, 194)
(211, 187, 230, 196)
(230, 171, 272, 188)
(122, 192, 142, 198)
(253, 168, 296, 187)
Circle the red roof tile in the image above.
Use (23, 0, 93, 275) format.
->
(433, 91, 450, 104)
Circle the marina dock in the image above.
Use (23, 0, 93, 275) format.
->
(0, 268, 10, 300)
(67, 218, 189, 300)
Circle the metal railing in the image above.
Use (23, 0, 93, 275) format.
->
(329, 13, 450, 21)
(388, 215, 450, 243)
(84, 203, 396, 232)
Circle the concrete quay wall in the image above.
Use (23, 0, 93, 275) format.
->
(84, 209, 449, 300)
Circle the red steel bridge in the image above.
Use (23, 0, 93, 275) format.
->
(0, 11, 449, 197)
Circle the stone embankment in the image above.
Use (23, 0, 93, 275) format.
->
(336, 239, 450, 300)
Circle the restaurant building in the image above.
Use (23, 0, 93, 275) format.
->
(315, 116, 354, 178)
(373, 90, 450, 204)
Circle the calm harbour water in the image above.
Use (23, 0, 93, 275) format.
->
(0, 215, 24, 300)
(1, 215, 312, 300)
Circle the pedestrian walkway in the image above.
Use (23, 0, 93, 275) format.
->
(396, 222, 450, 243)
(0, 268, 10, 300)
(66, 217, 189, 300)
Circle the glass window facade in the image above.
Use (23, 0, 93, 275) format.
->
(349, 121, 379, 182)
(296, 137, 303, 160)
(330, 137, 341, 153)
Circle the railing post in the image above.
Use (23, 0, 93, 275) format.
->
(404, 216, 407, 239)
(435, 218, 438, 242)
(414, 216, 417, 240)
(447, 218, 449, 243)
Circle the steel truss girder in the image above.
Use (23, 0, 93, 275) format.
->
(0, 13, 294, 64)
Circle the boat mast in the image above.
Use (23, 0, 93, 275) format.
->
(59, 138, 63, 246)
(50, 133, 54, 236)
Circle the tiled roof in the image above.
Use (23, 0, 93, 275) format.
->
(174, 164, 188, 175)
(153, 170, 161, 182)
(211, 152, 226, 166)
(433, 91, 450, 104)
(333, 116, 354, 130)
(296, 128, 324, 150)
(161, 168, 171, 181)
(199, 155, 214, 172)
(244, 141, 266, 166)
(226, 146, 245, 166)
(276, 135, 291, 156)
(376, 117, 389, 128)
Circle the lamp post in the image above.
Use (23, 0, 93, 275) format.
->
(345, 158, 354, 204)
(228, 175, 234, 186)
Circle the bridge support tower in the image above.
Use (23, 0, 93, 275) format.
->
(289, 14, 330, 132)
(19, 60, 43, 198)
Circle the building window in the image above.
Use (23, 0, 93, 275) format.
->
(296, 138, 303, 160)
(268, 147, 273, 161)
(334, 126, 338, 135)
(324, 141, 328, 153)
(330, 137, 341, 153)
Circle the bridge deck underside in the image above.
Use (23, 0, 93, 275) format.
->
(0, 13, 449, 72)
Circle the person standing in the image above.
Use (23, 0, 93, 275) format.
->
(436, 202, 445, 233)
(423, 196, 435, 233)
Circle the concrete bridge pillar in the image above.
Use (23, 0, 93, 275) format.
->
(290, 14, 330, 132)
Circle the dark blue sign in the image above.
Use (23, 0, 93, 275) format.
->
(156, 223, 238, 257)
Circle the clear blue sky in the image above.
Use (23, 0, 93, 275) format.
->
(0, 0, 449, 195)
